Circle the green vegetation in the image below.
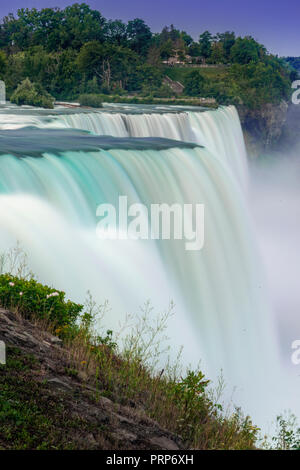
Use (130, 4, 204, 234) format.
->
(78, 93, 103, 107)
(166, 61, 290, 108)
(0, 3, 292, 109)
(10, 78, 54, 108)
(78, 93, 217, 107)
(0, 274, 82, 328)
(270, 414, 300, 450)
(184, 70, 205, 96)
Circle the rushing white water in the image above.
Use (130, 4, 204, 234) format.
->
(0, 104, 248, 188)
(55, 105, 248, 188)
(0, 103, 293, 430)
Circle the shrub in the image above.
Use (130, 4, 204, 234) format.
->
(0, 274, 82, 328)
(78, 93, 103, 107)
(86, 76, 101, 94)
(141, 83, 174, 98)
(270, 413, 300, 450)
(184, 70, 205, 96)
(10, 78, 54, 109)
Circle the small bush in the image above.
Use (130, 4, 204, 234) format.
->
(0, 274, 82, 328)
(10, 78, 54, 109)
(270, 413, 300, 450)
(78, 94, 103, 107)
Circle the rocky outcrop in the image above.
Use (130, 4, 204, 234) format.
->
(0, 309, 183, 450)
(275, 103, 300, 151)
(237, 101, 289, 157)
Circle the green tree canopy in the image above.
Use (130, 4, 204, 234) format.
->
(126, 18, 152, 56)
(230, 36, 266, 64)
(215, 31, 236, 60)
(184, 70, 205, 96)
(199, 31, 213, 59)
(77, 41, 141, 91)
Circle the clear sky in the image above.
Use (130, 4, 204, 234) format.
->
(0, 0, 298, 57)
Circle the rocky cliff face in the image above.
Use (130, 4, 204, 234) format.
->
(237, 101, 289, 157)
(276, 103, 300, 151)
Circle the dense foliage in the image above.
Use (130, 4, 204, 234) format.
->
(0, 274, 82, 327)
(184, 70, 205, 96)
(78, 93, 102, 107)
(10, 78, 54, 108)
(0, 2, 292, 107)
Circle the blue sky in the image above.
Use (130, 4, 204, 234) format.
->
(0, 0, 298, 56)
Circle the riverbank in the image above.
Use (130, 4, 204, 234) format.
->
(78, 93, 218, 108)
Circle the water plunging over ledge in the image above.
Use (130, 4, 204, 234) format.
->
(0, 103, 294, 430)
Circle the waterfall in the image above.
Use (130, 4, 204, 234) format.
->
(54, 105, 248, 187)
(0, 104, 248, 185)
(57, 112, 129, 137)
(0, 104, 289, 428)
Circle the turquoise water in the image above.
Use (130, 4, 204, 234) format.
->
(0, 103, 292, 430)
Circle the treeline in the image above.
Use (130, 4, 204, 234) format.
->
(0, 2, 293, 107)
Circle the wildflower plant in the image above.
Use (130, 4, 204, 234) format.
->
(0, 274, 82, 329)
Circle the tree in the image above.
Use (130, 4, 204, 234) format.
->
(215, 31, 236, 60)
(210, 42, 226, 64)
(105, 20, 128, 46)
(0, 51, 7, 78)
(147, 45, 162, 67)
(127, 63, 163, 92)
(189, 42, 201, 58)
(180, 31, 193, 47)
(5, 52, 26, 94)
(160, 39, 174, 60)
(0, 4, 290, 105)
(229, 61, 290, 108)
(76, 41, 105, 80)
(5, 4, 107, 51)
(77, 41, 140, 91)
(199, 31, 213, 59)
(184, 70, 205, 96)
(230, 36, 266, 64)
(48, 49, 80, 98)
(21, 7, 63, 51)
(126, 18, 152, 56)
(169, 24, 180, 42)
(60, 3, 106, 49)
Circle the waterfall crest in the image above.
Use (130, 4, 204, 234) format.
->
(0, 104, 247, 186)
(55, 105, 248, 186)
